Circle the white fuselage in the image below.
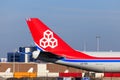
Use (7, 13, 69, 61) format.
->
(55, 51, 120, 72)
(56, 60, 120, 72)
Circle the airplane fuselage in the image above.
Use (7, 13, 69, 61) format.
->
(35, 50, 120, 72)
(56, 59, 120, 72)
(53, 51, 120, 72)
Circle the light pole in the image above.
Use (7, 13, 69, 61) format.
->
(96, 36, 100, 51)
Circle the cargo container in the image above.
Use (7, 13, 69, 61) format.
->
(104, 73, 120, 77)
(59, 73, 82, 77)
(14, 72, 37, 78)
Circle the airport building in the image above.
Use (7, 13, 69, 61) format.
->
(7, 46, 36, 62)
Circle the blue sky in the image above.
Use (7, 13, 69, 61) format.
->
(0, 0, 120, 57)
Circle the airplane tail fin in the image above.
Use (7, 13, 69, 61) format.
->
(5, 68, 11, 73)
(26, 18, 93, 59)
(26, 18, 74, 57)
(28, 67, 33, 73)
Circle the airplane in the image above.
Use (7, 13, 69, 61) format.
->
(26, 18, 120, 72)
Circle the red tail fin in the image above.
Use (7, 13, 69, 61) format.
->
(26, 18, 74, 56)
(26, 18, 96, 59)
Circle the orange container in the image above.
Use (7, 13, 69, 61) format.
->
(14, 72, 37, 78)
